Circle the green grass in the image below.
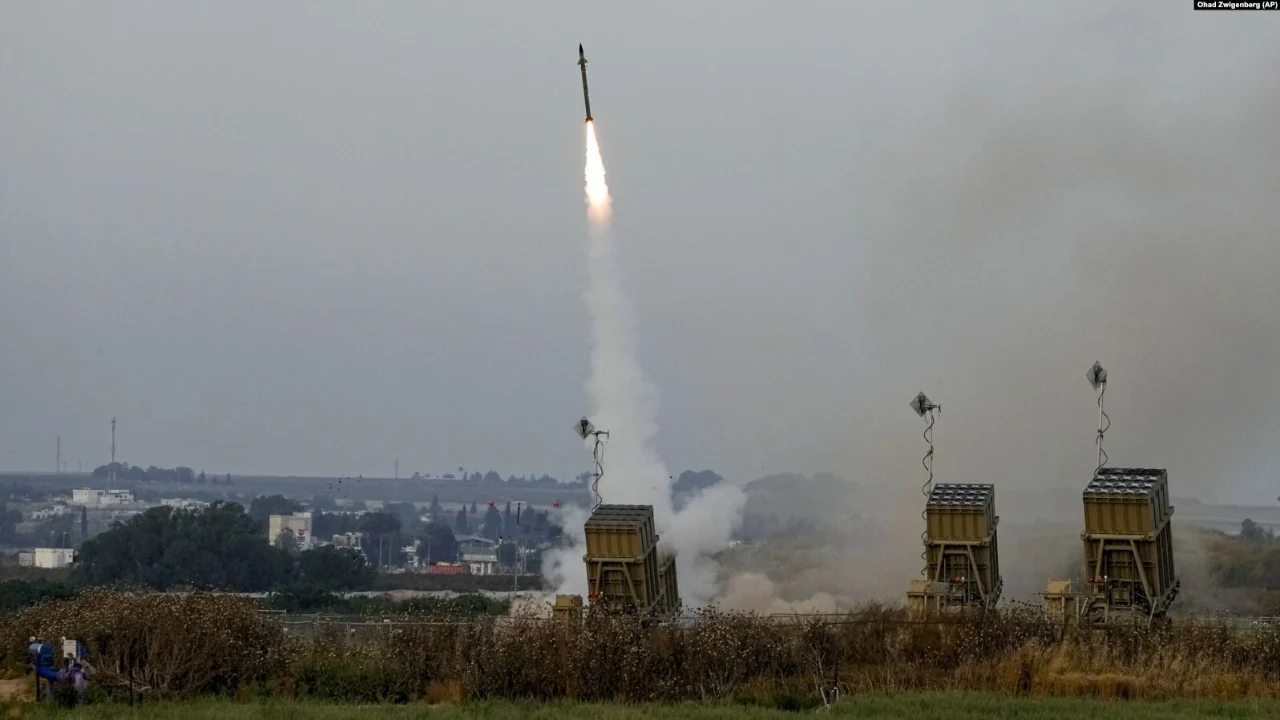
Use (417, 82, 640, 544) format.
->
(16, 694, 1280, 720)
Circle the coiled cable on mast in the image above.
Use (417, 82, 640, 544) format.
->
(1095, 384, 1110, 474)
(920, 409, 936, 577)
(591, 432, 607, 513)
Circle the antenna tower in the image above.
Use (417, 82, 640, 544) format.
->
(109, 417, 117, 488)
(573, 416, 610, 512)
(1086, 362, 1109, 473)
(910, 392, 941, 577)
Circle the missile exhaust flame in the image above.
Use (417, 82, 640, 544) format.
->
(584, 121, 610, 223)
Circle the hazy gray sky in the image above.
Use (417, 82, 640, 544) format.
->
(2, 3, 1276, 502)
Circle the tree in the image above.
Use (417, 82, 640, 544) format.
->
(0, 502, 21, 543)
(359, 511, 401, 537)
(296, 546, 372, 590)
(469, 501, 477, 515)
(481, 505, 502, 541)
(483, 471, 502, 485)
(274, 528, 299, 552)
(428, 494, 443, 518)
(312, 511, 360, 542)
(249, 495, 303, 531)
(92, 462, 127, 479)
(1241, 519, 1274, 545)
(72, 503, 293, 591)
(359, 512, 402, 569)
(672, 469, 726, 511)
(454, 508, 468, 535)
(385, 502, 422, 536)
(498, 541, 518, 570)
(421, 522, 459, 565)
(197, 470, 207, 484)
(31, 513, 77, 549)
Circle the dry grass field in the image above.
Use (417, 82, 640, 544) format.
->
(4, 590, 1280, 705)
(7, 695, 1280, 720)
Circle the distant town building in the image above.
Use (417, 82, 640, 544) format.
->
(268, 512, 314, 549)
(330, 530, 366, 545)
(459, 537, 499, 576)
(426, 562, 470, 576)
(30, 504, 74, 521)
(18, 548, 76, 569)
(160, 498, 209, 511)
(402, 544, 420, 567)
(331, 532, 363, 548)
(71, 488, 134, 508)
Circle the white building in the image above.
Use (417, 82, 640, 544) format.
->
(268, 512, 313, 549)
(71, 488, 134, 508)
(30, 504, 75, 521)
(71, 488, 100, 506)
(402, 543, 420, 567)
(160, 498, 209, 511)
(459, 538, 499, 576)
(461, 548, 498, 576)
(331, 532, 364, 548)
(18, 548, 76, 569)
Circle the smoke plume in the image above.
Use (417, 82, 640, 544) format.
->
(713, 23, 1280, 611)
(545, 122, 745, 608)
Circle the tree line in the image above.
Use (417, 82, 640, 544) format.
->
(68, 492, 571, 593)
(91, 462, 233, 485)
(72, 502, 375, 592)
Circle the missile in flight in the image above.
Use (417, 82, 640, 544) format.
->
(578, 44, 593, 123)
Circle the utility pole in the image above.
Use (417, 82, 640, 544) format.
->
(56, 436, 61, 474)
(516, 501, 524, 577)
(394, 459, 399, 480)
(109, 417, 117, 488)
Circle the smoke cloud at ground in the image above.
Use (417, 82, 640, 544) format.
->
(708, 19, 1280, 610)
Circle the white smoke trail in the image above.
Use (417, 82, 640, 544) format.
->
(582, 122, 669, 512)
(545, 122, 745, 608)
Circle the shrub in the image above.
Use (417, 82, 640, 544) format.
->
(5, 592, 1280, 702)
(0, 589, 285, 697)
